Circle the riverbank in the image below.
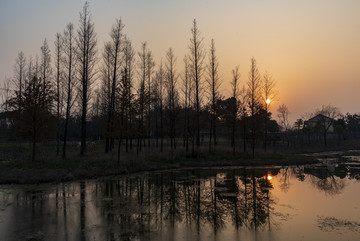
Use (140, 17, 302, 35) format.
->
(0, 152, 321, 184)
(2, 139, 360, 184)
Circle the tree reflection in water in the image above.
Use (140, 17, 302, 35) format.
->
(306, 166, 346, 196)
(1, 162, 360, 241)
(91, 168, 277, 239)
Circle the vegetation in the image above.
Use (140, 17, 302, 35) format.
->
(6, 76, 55, 161)
(0, 140, 321, 184)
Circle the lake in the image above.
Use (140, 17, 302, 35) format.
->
(1, 156, 360, 241)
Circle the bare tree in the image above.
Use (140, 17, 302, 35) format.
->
(100, 43, 112, 118)
(7, 76, 55, 161)
(137, 42, 148, 152)
(105, 18, 124, 153)
(165, 48, 178, 153)
(62, 23, 78, 159)
(239, 85, 248, 152)
(277, 104, 290, 146)
(54, 33, 63, 156)
(40, 39, 52, 89)
(123, 37, 136, 151)
(230, 66, 241, 155)
(34, 55, 40, 80)
(91, 85, 101, 118)
(154, 62, 165, 151)
(77, 2, 97, 156)
(26, 56, 33, 84)
(181, 56, 192, 151)
(116, 69, 128, 163)
(206, 39, 221, 152)
(277, 104, 290, 131)
(189, 19, 205, 148)
(262, 71, 276, 151)
(13, 52, 26, 109)
(247, 57, 262, 158)
(146, 50, 155, 147)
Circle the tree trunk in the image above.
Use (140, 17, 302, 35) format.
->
(213, 115, 217, 146)
(80, 100, 87, 156)
(32, 129, 36, 162)
(160, 104, 163, 152)
(32, 112, 37, 162)
(209, 120, 212, 153)
(63, 73, 72, 159)
(264, 113, 268, 152)
(105, 110, 112, 152)
(56, 39, 60, 156)
(243, 120, 246, 152)
(62, 113, 69, 159)
(117, 138, 122, 164)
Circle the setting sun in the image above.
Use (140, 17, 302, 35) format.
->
(267, 175, 272, 180)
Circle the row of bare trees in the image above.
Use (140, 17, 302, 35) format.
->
(4, 3, 97, 160)
(2, 3, 279, 161)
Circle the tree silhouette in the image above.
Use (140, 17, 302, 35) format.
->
(77, 2, 97, 156)
(13, 52, 26, 110)
(154, 62, 165, 151)
(26, 56, 35, 85)
(137, 42, 148, 152)
(7, 76, 55, 161)
(181, 56, 192, 152)
(262, 71, 276, 151)
(165, 48, 179, 153)
(206, 39, 222, 152)
(247, 57, 262, 158)
(40, 39, 52, 90)
(146, 50, 155, 147)
(189, 19, 205, 149)
(230, 66, 241, 155)
(54, 33, 63, 156)
(105, 18, 124, 153)
(277, 104, 290, 146)
(62, 23, 77, 159)
(122, 37, 136, 151)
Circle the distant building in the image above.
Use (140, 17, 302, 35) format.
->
(304, 114, 335, 133)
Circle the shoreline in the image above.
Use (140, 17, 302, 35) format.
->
(0, 153, 321, 185)
(1, 148, 359, 185)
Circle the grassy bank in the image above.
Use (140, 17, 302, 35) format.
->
(8, 137, 360, 184)
(0, 141, 325, 184)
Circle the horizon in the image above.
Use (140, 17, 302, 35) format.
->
(1, 0, 360, 123)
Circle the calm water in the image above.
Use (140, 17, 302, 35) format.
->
(1, 158, 360, 241)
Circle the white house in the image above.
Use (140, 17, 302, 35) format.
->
(304, 114, 335, 133)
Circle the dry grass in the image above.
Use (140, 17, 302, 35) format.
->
(0, 139, 340, 184)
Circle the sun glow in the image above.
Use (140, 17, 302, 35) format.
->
(267, 175, 272, 180)
(266, 99, 271, 104)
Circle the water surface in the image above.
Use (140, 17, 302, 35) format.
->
(1, 160, 360, 241)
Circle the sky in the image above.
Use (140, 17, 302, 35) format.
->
(1, 0, 359, 123)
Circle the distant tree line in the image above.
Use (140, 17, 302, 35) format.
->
(1, 2, 359, 161)
(276, 104, 360, 149)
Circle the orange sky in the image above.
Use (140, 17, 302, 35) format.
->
(1, 0, 359, 123)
